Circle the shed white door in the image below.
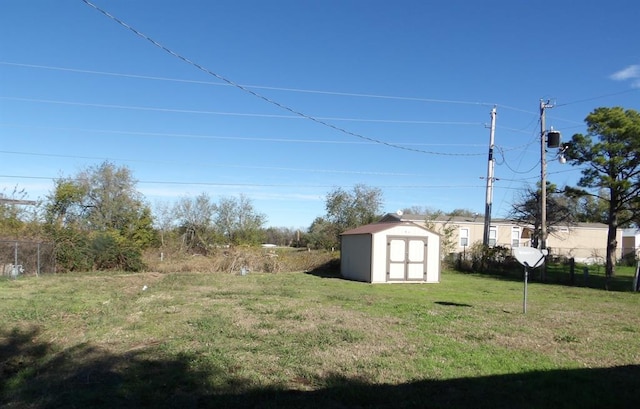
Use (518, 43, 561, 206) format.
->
(386, 236, 428, 281)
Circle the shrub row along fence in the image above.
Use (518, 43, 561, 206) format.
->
(0, 240, 56, 277)
(455, 245, 635, 266)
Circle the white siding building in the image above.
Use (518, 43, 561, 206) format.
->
(380, 213, 622, 264)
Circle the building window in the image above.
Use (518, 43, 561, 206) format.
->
(489, 227, 497, 247)
(460, 228, 469, 247)
(511, 227, 520, 248)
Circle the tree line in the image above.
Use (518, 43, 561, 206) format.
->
(1, 106, 639, 276)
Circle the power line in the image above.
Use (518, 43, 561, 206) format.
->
(0, 60, 605, 145)
(0, 149, 441, 178)
(0, 173, 492, 190)
(498, 168, 583, 183)
(0, 60, 499, 107)
(0, 123, 487, 148)
(555, 88, 640, 107)
(3, 60, 633, 129)
(80, 0, 485, 157)
(8, 61, 634, 122)
(491, 115, 542, 214)
(496, 145, 540, 175)
(0, 96, 484, 127)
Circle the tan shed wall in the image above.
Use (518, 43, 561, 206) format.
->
(340, 234, 372, 282)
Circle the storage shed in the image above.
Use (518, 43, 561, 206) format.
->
(340, 221, 440, 283)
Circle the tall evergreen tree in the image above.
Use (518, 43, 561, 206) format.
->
(565, 107, 640, 284)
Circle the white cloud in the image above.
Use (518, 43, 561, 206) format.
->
(610, 65, 640, 81)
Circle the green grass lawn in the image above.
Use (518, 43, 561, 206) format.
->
(1, 268, 639, 408)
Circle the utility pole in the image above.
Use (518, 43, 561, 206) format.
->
(539, 99, 561, 253)
(539, 99, 552, 254)
(539, 99, 563, 281)
(483, 106, 497, 247)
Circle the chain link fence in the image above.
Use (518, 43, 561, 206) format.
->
(0, 240, 56, 277)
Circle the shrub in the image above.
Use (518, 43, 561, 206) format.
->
(452, 242, 517, 275)
(91, 231, 145, 272)
(48, 227, 93, 273)
(620, 251, 638, 267)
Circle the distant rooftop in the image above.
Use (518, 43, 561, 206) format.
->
(380, 213, 609, 229)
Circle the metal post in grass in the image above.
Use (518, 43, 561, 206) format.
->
(12, 241, 18, 279)
(37, 242, 40, 277)
(514, 248, 547, 314)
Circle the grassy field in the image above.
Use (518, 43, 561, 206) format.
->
(1, 266, 639, 408)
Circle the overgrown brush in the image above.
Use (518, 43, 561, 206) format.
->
(143, 247, 340, 274)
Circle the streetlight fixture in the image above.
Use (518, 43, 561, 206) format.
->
(558, 143, 570, 164)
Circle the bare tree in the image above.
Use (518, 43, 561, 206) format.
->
(509, 183, 575, 248)
(325, 184, 383, 231)
(214, 194, 266, 245)
(174, 193, 217, 253)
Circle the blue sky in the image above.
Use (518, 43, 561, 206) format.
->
(1, 1, 639, 228)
